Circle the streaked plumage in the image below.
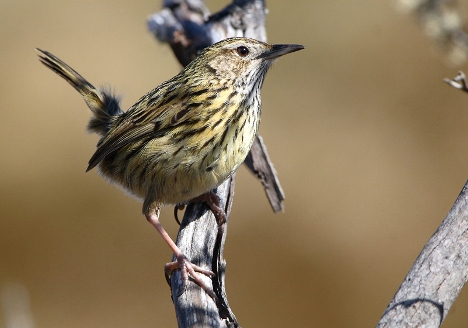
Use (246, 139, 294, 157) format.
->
(37, 37, 304, 297)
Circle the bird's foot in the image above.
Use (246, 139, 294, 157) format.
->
(165, 252, 217, 301)
(190, 191, 227, 225)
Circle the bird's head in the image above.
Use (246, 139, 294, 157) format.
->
(188, 37, 304, 92)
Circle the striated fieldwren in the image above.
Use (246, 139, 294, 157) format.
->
(37, 37, 304, 297)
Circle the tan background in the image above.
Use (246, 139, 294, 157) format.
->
(2, 1, 468, 327)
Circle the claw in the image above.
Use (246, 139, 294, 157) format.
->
(190, 191, 227, 225)
(146, 208, 217, 301)
(173, 203, 186, 225)
(165, 253, 217, 301)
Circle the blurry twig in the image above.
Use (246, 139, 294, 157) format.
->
(444, 71, 468, 92)
(1, 283, 35, 328)
(397, 0, 468, 64)
(378, 5, 468, 327)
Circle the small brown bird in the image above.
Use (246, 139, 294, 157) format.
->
(37, 37, 303, 297)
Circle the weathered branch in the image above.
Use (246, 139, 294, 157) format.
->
(377, 180, 468, 327)
(244, 135, 285, 212)
(147, 0, 280, 326)
(170, 176, 237, 327)
(377, 71, 468, 327)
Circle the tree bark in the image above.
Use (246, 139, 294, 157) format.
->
(147, 1, 282, 326)
(377, 180, 468, 327)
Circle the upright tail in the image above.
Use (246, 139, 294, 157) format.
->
(37, 48, 123, 136)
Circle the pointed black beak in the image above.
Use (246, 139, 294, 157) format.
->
(257, 43, 305, 60)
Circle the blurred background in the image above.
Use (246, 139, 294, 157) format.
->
(2, 0, 468, 327)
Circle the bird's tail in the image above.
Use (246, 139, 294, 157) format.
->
(37, 48, 123, 136)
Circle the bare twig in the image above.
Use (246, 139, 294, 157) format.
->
(444, 71, 468, 93)
(147, 1, 279, 326)
(244, 135, 285, 212)
(377, 180, 468, 327)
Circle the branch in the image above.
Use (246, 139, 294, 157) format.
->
(377, 180, 468, 327)
(170, 176, 237, 327)
(244, 136, 285, 212)
(147, 0, 279, 326)
(444, 71, 468, 93)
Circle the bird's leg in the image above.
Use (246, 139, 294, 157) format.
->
(190, 191, 227, 225)
(145, 208, 216, 300)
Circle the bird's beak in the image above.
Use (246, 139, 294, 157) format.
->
(256, 44, 305, 60)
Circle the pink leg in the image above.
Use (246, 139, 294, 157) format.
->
(145, 208, 216, 300)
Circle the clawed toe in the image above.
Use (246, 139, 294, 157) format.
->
(190, 192, 227, 225)
(165, 253, 217, 301)
(146, 210, 217, 300)
(173, 203, 186, 225)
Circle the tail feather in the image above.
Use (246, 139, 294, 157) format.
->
(36, 48, 123, 136)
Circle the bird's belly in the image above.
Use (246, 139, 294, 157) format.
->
(159, 125, 256, 204)
(98, 110, 259, 206)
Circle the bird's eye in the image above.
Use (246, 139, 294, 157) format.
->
(236, 46, 249, 57)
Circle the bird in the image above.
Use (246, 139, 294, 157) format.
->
(37, 37, 304, 298)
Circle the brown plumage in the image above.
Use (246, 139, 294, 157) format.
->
(37, 37, 304, 298)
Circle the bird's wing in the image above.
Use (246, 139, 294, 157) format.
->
(86, 83, 206, 171)
(86, 121, 154, 171)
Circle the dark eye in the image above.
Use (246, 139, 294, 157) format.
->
(236, 46, 249, 57)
